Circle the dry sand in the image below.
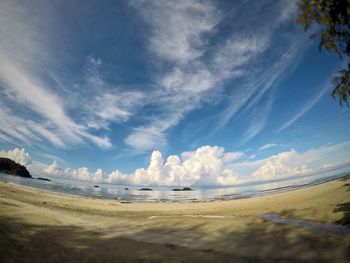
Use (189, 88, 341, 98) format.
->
(0, 177, 349, 262)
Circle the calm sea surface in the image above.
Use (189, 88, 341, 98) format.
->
(1, 166, 349, 202)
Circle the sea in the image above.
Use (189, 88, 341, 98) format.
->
(0, 165, 349, 202)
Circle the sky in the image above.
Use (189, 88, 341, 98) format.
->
(0, 0, 349, 186)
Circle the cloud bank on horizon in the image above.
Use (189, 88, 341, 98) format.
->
(1, 141, 349, 186)
(0, 0, 349, 183)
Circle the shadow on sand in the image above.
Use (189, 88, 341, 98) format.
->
(0, 214, 349, 263)
(333, 176, 350, 225)
(0, 177, 349, 262)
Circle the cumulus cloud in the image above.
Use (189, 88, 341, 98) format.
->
(250, 149, 312, 181)
(121, 146, 245, 186)
(0, 148, 32, 166)
(5, 140, 349, 186)
(46, 141, 350, 185)
(44, 161, 104, 182)
(43, 145, 245, 186)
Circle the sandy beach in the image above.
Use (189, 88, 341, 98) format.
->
(0, 177, 349, 262)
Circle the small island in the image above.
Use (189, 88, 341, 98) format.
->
(172, 187, 192, 191)
(36, 177, 51, 182)
(139, 187, 152, 191)
(0, 157, 32, 178)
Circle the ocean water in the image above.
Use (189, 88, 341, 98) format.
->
(0, 166, 349, 202)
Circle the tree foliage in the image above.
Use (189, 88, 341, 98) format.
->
(297, 0, 350, 106)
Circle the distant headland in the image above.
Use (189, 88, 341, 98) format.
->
(0, 157, 32, 178)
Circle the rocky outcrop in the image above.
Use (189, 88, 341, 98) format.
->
(0, 157, 31, 178)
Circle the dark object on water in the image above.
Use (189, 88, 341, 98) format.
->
(37, 177, 51, 182)
(94, 185, 100, 188)
(0, 157, 31, 178)
(172, 187, 192, 191)
(121, 201, 132, 204)
(139, 187, 152, 191)
(124, 188, 129, 190)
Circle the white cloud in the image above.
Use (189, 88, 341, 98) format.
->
(5, 141, 350, 186)
(86, 91, 144, 130)
(0, 54, 115, 148)
(132, 0, 219, 64)
(233, 141, 350, 181)
(0, 103, 111, 149)
(0, 58, 78, 138)
(211, 37, 308, 141)
(259, 143, 278, 150)
(251, 149, 312, 181)
(84, 56, 104, 89)
(106, 170, 129, 184)
(0, 0, 310, 154)
(78, 56, 146, 130)
(124, 126, 167, 152)
(0, 132, 15, 144)
(111, 145, 245, 186)
(42, 145, 245, 186)
(44, 160, 104, 182)
(0, 2, 115, 150)
(0, 148, 32, 166)
(43, 141, 350, 186)
(124, 0, 221, 151)
(44, 160, 60, 174)
(240, 96, 273, 144)
(212, 34, 270, 78)
(125, 0, 308, 151)
(0, 108, 37, 144)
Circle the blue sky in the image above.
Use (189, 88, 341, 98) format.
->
(0, 0, 349, 186)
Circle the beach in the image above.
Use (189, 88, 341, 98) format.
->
(0, 177, 349, 262)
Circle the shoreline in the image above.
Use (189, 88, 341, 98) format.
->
(1, 175, 349, 219)
(1, 176, 349, 262)
(1, 172, 349, 204)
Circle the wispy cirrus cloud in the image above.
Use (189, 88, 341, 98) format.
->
(0, 1, 141, 150)
(210, 23, 309, 140)
(0, 57, 112, 149)
(259, 143, 279, 150)
(125, 0, 220, 151)
(131, 0, 220, 64)
(124, 0, 308, 151)
(0, 0, 308, 153)
(240, 95, 273, 144)
(277, 85, 329, 133)
(0, 0, 329, 163)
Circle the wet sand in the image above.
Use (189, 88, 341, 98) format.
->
(0, 177, 349, 262)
